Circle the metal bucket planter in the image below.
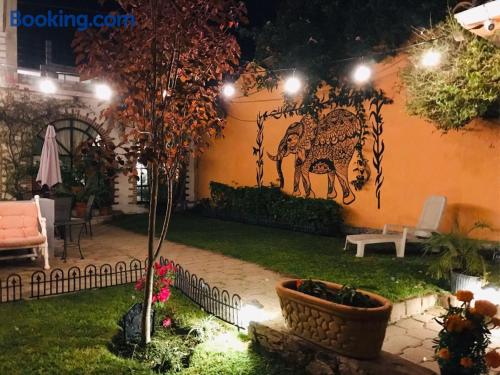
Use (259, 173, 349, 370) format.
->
(276, 279, 392, 359)
(450, 272, 482, 293)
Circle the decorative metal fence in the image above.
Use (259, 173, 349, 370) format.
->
(0, 258, 243, 329)
(0, 274, 22, 303)
(162, 257, 243, 328)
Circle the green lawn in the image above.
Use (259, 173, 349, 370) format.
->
(0, 286, 291, 375)
(112, 213, 451, 302)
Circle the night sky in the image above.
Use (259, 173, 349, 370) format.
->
(17, 0, 279, 69)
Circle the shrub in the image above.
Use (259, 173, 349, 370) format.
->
(401, 16, 500, 131)
(204, 182, 344, 236)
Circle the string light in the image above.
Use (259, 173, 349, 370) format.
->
(95, 83, 113, 101)
(421, 50, 441, 68)
(352, 65, 372, 84)
(284, 76, 301, 94)
(222, 83, 236, 97)
(38, 78, 57, 94)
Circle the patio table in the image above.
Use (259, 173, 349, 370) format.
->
(54, 219, 86, 261)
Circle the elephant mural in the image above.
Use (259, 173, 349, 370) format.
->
(267, 108, 360, 204)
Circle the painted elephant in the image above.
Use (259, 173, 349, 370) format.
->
(267, 109, 359, 204)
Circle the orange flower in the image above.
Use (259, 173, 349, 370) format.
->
(460, 357, 473, 368)
(437, 348, 451, 360)
(474, 300, 498, 317)
(445, 314, 471, 333)
(485, 350, 500, 368)
(296, 279, 303, 289)
(455, 290, 474, 303)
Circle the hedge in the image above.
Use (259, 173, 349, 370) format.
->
(201, 182, 344, 236)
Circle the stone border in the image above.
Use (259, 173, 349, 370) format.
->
(249, 319, 435, 375)
(390, 294, 442, 323)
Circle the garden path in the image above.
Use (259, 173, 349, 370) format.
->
(1, 223, 499, 374)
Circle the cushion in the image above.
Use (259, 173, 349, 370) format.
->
(0, 201, 45, 247)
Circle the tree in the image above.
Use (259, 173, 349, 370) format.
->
(0, 90, 79, 199)
(73, 0, 245, 344)
(250, 0, 447, 99)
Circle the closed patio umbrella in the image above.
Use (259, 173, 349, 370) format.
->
(36, 125, 62, 188)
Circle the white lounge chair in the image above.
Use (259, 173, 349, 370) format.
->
(344, 196, 447, 258)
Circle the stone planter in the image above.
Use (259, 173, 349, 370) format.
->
(450, 271, 482, 293)
(276, 279, 392, 359)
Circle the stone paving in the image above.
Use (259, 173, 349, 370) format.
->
(1, 223, 499, 374)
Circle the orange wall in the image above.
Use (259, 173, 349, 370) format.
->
(197, 56, 500, 240)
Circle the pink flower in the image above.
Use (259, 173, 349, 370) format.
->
(157, 287, 171, 303)
(162, 317, 172, 328)
(135, 278, 144, 291)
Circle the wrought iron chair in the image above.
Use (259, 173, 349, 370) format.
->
(54, 196, 85, 260)
(72, 194, 95, 238)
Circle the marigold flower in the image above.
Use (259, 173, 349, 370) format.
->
(455, 290, 474, 303)
(445, 314, 471, 333)
(437, 348, 450, 360)
(460, 357, 473, 368)
(485, 350, 500, 368)
(474, 300, 498, 317)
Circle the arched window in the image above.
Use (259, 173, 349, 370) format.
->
(34, 119, 100, 172)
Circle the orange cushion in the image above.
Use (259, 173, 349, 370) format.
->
(0, 234, 46, 248)
(0, 201, 44, 247)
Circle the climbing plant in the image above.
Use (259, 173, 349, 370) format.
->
(401, 16, 500, 131)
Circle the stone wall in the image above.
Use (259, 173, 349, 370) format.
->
(249, 319, 436, 375)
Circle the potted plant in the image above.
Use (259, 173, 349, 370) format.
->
(74, 186, 94, 218)
(424, 222, 490, 293)
(435, 290, 500, 375)
(276, 279, 392, 359)
(75, 139, 119, 215)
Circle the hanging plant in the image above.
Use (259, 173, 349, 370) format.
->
(401, 15, 500, 131)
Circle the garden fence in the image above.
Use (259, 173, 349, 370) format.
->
(0, 257, 243, 329)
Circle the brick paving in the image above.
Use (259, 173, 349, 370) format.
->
(1, 223, 499, 374)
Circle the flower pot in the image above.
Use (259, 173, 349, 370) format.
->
(450, 272, 482, 293)
(99, 206, 112, 216)
(439, 365, 475, 375)
(276, 279, 392, 359)
(74, 202, 87, 218)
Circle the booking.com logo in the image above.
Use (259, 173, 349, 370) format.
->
(10, 10, 136, 31)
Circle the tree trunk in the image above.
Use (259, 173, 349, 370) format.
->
(141, 162, 159, 344)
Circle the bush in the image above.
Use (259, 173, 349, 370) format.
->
(203, 182, 344, 236)
(401, 16, 500, 131)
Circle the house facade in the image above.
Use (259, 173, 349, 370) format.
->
(0, 0, 195, 212)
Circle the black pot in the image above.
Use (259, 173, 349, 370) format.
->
(440, 365, 475, 375)
(450, 272, 482, 293)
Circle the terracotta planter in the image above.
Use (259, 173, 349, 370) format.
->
(276, 279, 392, 359)
(74, 202, 87, 218)
(99, 206, 112, 216)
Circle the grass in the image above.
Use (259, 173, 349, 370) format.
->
(112, 212, 451, 302)
(0, 286, 291, 375)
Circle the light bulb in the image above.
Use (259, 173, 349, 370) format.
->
(95, 83, 113, 101)
(39, 79, 57, 94)
(284, 76, 301, 95)
(352, 65, 372, 84)
(421, 50, 441, 68)
(222, 83, 235, 97)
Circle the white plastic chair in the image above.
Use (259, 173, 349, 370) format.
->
(344, 196, 447, 257)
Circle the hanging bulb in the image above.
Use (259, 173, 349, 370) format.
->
(352, 65, 372, 84)
(284, 76, 301, 95)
